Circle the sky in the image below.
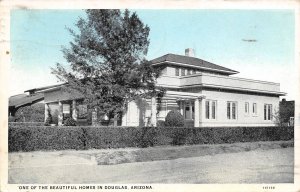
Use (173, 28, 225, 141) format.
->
(10, 9, 296, 100)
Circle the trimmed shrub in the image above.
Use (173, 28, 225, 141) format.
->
(63, 118, 77, 126)
(8, 124, 294, 152)
(165, 110, 184, 127)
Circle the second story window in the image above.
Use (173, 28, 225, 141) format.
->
(187, 69, 191, 75)
(175, 68, 179, 76)
(181, 68, 185, 76)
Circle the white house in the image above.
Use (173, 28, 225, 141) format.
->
(40, 48, 285, 127)
(122, 48, 285, 127)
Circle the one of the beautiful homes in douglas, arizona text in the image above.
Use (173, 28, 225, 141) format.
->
(14, 48, 285, 127)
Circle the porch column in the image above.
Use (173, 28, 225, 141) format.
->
(72, 100, 77, 120)
(180, 100, 184, 115)
(189, 100, 192, 119)
(113, 113, 118, 126)
(121, 103, 128, 126)
(44, 103, 49, 122)
(58, 101, 63, 126)
(92, 108, 98, 126)
(151, 97, 157, 126)
(122, 112, 127, 126)
(194, 98, 200, 127)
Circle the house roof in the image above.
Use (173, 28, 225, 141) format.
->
(24, 83, 64, 94)
(150, 54, 239, 75)
(9, 93, 44, 108)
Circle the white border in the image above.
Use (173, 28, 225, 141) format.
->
(0, 1, 299, 192)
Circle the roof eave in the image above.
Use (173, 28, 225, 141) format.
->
(151, 61, 239, 75)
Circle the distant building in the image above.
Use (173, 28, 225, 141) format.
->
(9, 93, 44, 117)
(36, 48, 285, 127)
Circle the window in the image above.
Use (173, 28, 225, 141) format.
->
(205, 100, 217, 119)
(181, 68, 185, 76)
(232, 102, 236, 119)
(227, 101, 237, 119)
(192, 70, 196, 74)
(175, 68, 179, 76)
(212, 101, 216, 119)
(187, 69, 191, 75)
(253, 103, 257, 115)
(205, 101, 210, 119)
(63, 104, 70, 114)
(264, 104, 272, 120)
(245, 102, 249, 114)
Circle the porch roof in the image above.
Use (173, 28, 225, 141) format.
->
(164, 90, 205, 100)
(9, 93, 44, 108)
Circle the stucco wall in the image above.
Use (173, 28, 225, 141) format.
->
(123, 90, 280, 127)
(156, 67, 282, 95)
(200, 90, 279, 126)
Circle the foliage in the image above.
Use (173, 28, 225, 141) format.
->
(52, 9, 164, 123)
(15, 103, 44, 122)
(44, 116, 52, 126)
(8, 116, 16, 122)
(157, 120, 165, 127)
(9, 125, 293, 152)
(63, 117, 77, 126)
(164, 110, 185, 127)
(44, 107, 52, 126)
(274, 100, 295, 126)
(52, 110, 59, 125)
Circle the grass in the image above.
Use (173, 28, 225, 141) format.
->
(72, 140, 293, 165)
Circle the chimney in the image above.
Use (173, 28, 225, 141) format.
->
(185, 48, 195, 57)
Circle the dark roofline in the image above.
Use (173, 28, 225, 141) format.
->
(150, 53, 239, 75)
(24, 83, 65, 94)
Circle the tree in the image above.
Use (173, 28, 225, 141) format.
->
(274, 99, 295, 126)
(52, 9, 163, 122)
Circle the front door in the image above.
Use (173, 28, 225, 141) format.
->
(184, 101, 194, 120)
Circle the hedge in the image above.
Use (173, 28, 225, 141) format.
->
(8, 125, 294, 152)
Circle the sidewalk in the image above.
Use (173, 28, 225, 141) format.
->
(9, 140, 293, 167)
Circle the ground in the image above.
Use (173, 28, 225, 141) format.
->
(8, 141, 294, 184)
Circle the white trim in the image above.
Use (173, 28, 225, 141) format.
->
(37, 86, 61, 93)
(190, 83, 285, 95)
(201, 73, 280, 85)
(165, 90, 204, 99)
(160, 73, 280, 85)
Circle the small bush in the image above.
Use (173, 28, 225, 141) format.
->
(63, 118, 77, 126)
(165, 110, 184, 127)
